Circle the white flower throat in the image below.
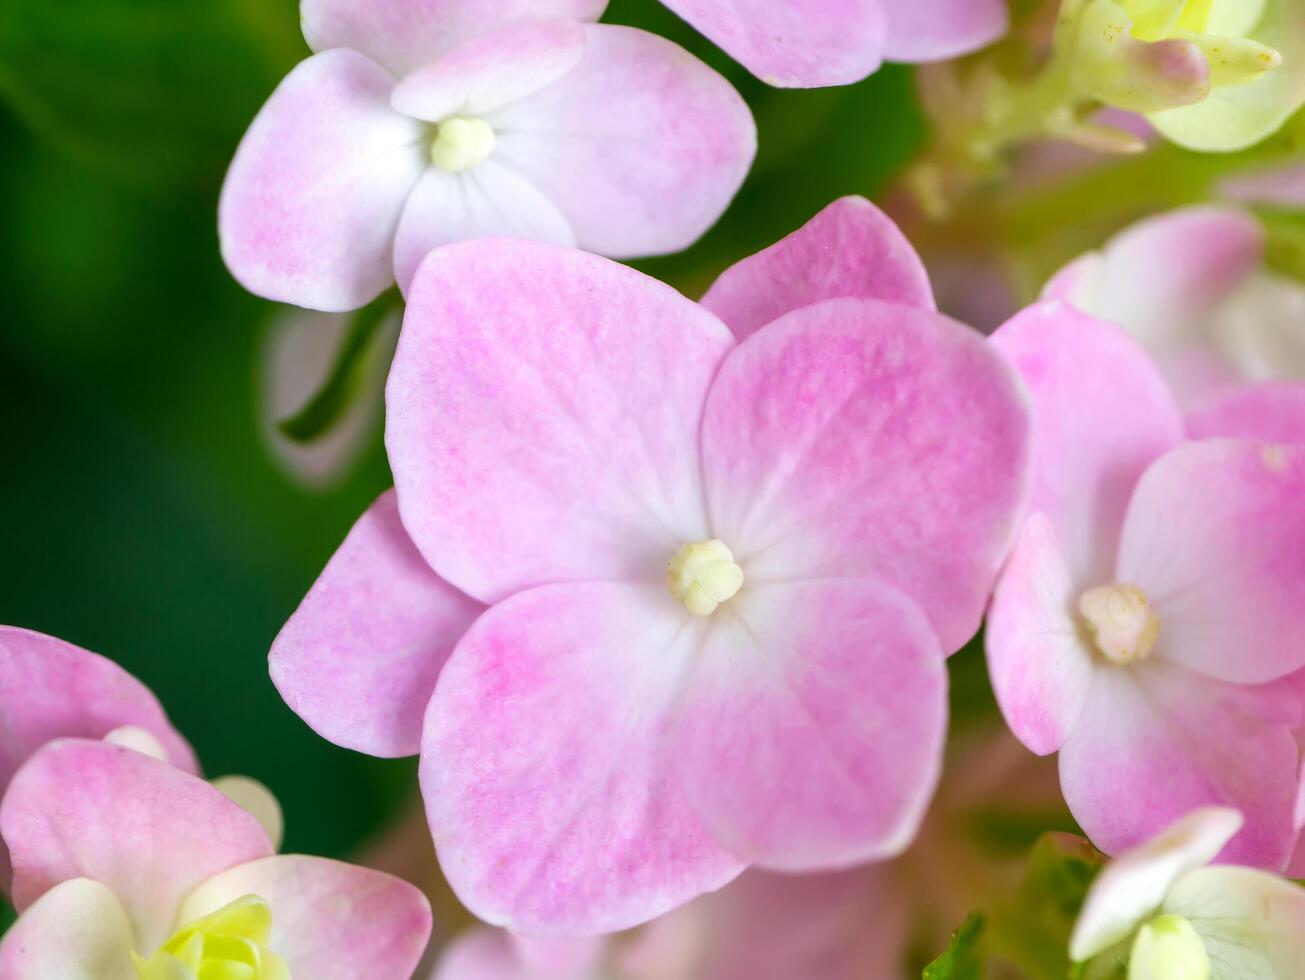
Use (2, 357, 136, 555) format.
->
(666, 539, 744, 617)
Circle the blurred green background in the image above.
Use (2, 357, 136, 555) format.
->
(0, 0, 927, 873)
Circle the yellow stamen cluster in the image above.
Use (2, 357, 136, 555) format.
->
(133, 895, 289, 980)
(666, 539, 745, 617)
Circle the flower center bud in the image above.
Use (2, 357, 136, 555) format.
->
(1078, 583, 1159, 665)
(666, 539, 744, 617)
(134, 895, 288, 980)
(1129, 913, 1210, 980)
(429, 116, 495, 172)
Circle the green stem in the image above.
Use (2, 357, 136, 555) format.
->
(277, 290, 399, 444)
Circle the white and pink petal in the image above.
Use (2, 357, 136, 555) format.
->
(656, 0, 887, 88)
(0, 878, 136, 980)
(1, 739, 274, 950)
(219, 49, 425, 312)
(991, 302, 1183, 586)
(986, 511, 1095, 756)
(489, 24, 755, 259)
(177, 855, 432, 980)
(300, 0, 607, 76)
(421, 582, 745, 935)
(674, 578, 947, 870)
(388, 240, 734, 604)
(702, 297, 1030, 652)
(1116, 439, 1305, 684)
(700, 196, 934, 343)
(270, 491, 483, 758)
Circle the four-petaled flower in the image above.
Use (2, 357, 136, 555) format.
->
(220, 0, 756, 312)
(270, 196, 1032, 933)
(988, 301, 1305, 868)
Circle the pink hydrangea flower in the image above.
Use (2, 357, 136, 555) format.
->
(0, 626, 197, 891)
(220, 0, 756, 312)
(658, 0, 1008, 88)
(988, 302, 1305, 869)
(0, 738, 431, 979)
(1044, 206, 1305, 441)
(270, 196, 1032, 933)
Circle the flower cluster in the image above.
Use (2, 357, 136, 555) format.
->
(5, 0, 1305, 977)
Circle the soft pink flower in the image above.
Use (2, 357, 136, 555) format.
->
(988, 302, 1305, 869)
(0, 739, 431, 979)
(220, 0, 755, 312)
(271, 197, 1032, 933)
(1044, 206, 1305, 440)
(0, 626, 197, 891)
(659, 0, 1008, 88)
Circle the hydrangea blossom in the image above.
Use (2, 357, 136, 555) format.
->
(656, 0, 1008, 88)
(1058, 0, 1305, 151)
(1071, 807, 1305, 978)
(0, 738, 431, 979)
(988, 302, 1305, 868)
(220, 0, 755, 312)
(1045, 205, 1305, 441)
(271, 196, 1032, 933)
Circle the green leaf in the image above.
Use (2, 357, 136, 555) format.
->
(278, 291, 400, 444)
(988, 832, 1106, 979)
(924, 912, 987, 980)
(0, 896, 14, 934)
(1255, 206, 1305, 285)
(0, 0, 302, 192)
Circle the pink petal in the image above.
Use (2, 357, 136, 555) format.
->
(1, 739, 274, 949)
(391, 163, 574, 295)
(1043, 207, 1264, 401)
(657, 0, 886, 88)
(0, 626, 196, 796)
(701, 298, 1030, 652)
(219, 50, 425, 312)
(1116, 439, 1305, 685)
(1060, 663, 1301, 870)
(301, 0, 607, 75)
(421, 583, 745, 935)
(1186, 382, 1305, 444)
(488, 24, 755, 258)
(985, 512, 1094, 755)
(880, 0, 1008, 62)
(675, 579, 946, 870)
(269, 491, 483, 759)
(699, 196, 934, 342)
(390, 20, 587, 121)
(0, 626, 197, 891)
(0, 878, 136, 980)
(387, 240, 735, 604)
(991, 302, 1183, 586)
(177, 855, 432, 980)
